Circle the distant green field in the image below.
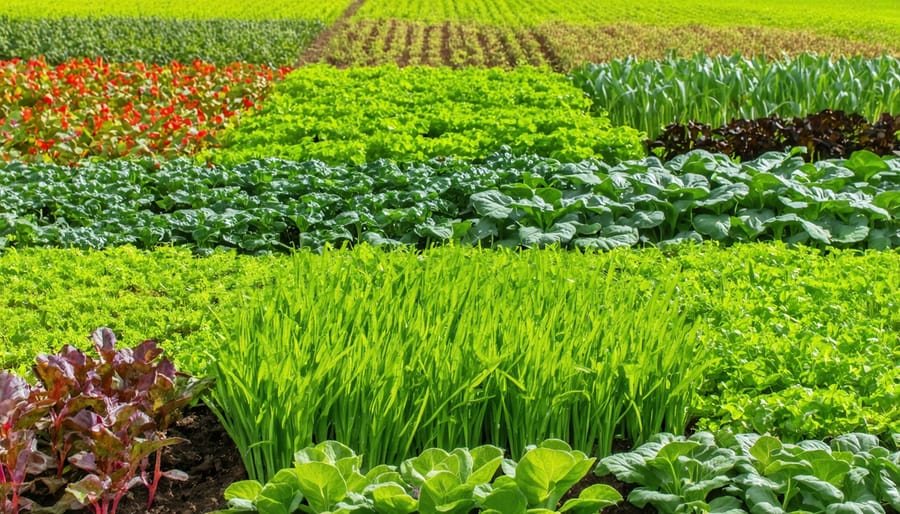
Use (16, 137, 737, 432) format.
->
(354, 0, 900, 47)
(0, 0, 353, 22)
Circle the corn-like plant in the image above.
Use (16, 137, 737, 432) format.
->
(206, 245, 708, 482)
(572, 53, 900, 139)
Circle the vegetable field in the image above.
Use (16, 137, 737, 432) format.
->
(1, 0, 899, 513)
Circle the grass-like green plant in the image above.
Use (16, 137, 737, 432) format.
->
(207, 65, 645, 165)
(0, 0, 352, 22)
(205, 245, 706, 481)
(572, 53, 900, 139)
(0, 17, 324, 66)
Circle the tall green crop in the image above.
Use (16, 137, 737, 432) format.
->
(206, 245, 706, 482)
(572, 53, 900, 139)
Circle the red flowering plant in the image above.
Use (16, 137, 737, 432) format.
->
(0, 57, 290, 163)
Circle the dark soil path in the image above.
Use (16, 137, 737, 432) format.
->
(298, 0, 368, 66)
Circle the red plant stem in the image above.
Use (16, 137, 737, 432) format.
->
(147, 447, 163, 508)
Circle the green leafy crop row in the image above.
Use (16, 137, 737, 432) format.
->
(598, 431, 900, 514)
(207, 65, 645, 165)
(1, 149, 898, 253)
(215, 439, 622, 514)
(571, 53, 900, 139)
(0, 16, 324, 66)
(0, 244, 897, 448)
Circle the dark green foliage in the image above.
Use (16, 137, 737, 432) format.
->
(1, 149, 898, 253)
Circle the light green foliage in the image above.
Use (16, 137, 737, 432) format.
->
(1, 244, 898, 455)
(214, 439, 621, 513)
(0, 246, 287, 376)
(0, 17, 324, 66)
(206, 245, 705, 480)
(208, 65, 645, 165)
(0, 0, 352, 22)
(673, 244, 900, 440)
(352, 0, 900, 47)
(571, 54, 900, 139)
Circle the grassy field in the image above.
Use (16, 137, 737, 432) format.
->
(0, 0, 354, 22)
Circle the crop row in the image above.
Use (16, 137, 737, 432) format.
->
(3, 57, 897, 164)
(0, 17, 324, 66)
(213, 434, 900, 514)
(2, 149, 898, 252)
(308, 20, 898, 72)
(1, 244, 897, 452)
(0, 0, 353, 22)
(350, 0, 900, 49)
(208, 65, 643, 165)
(571, 53, 900, 139)
(0, 57, 286, 163)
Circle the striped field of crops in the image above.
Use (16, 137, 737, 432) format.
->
(1, 0, 899, 513)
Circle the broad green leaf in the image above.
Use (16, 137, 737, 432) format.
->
(572, 225, 638, 250)
(793, 474, 844, 504)
(417, 470, 474, 514)
(620, 210, 665, 229)
(368, 482, 417, 514)
(824, 501, 886, 514)
(516, 447, 594, 509)
(295, 462, 348, 513)
(655, 441, 701, 464)
(480, 479, 528, 514)
(518, 222, 577, 247)
(749, 437, 783, 471)
(744, 486, 786, 514)
(225, 480, 264, 502)
(559, 484, 622, 513)
(471, 191, 514, 219)
(627, 487, 682, 513)
(708, 496, 747, 514)
(830, 434, 882, 454)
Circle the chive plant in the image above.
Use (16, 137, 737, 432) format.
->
(206, 245, 708, 482)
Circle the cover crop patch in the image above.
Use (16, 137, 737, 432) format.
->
(0, 57, 287, 162)
(206, 65, 644, 165)
(0, 17, 324, 67)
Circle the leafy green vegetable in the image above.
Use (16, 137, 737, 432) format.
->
(206, 65, 645, 165)
(2, 149, 898, 253)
